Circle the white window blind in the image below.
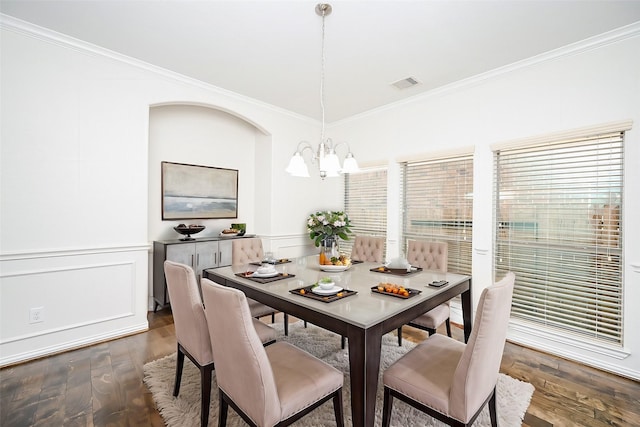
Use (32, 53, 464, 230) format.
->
(343, 167, 388, 256)
(494, 131, 624, 345)
(400, 155, 473, 274)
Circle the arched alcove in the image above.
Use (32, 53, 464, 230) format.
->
(147, 103, 273, 307)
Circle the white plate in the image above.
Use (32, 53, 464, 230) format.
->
(312, 285, 344, 295)
(252, 270, 278, 278)
(319, 264, 351, 272)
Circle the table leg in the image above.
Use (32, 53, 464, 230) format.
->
(461, 280, 473, 342)
(347, 324, 383, 427)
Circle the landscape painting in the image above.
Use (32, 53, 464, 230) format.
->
(162, 161, 238, 220)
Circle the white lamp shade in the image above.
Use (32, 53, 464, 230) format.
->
(285, 153, 310, 177)
(323, 151, 341, 177)
(342, 153, 360, 173)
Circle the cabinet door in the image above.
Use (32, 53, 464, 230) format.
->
(195, 241, 219, 278)
(218, 239, 233, 267)
(166, 243, 196, 268)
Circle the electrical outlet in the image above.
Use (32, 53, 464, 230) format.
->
(29, 307, 44, 324)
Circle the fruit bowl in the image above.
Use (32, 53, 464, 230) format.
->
(174, 224, 205, 241)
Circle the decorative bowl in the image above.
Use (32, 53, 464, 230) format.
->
(318, 278, 336, 290)
(257, 265, 276, 275)
(174, 224, 205, 241)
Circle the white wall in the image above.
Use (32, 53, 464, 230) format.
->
(0, 17, 328, 365)
(330, 29, 640, 379)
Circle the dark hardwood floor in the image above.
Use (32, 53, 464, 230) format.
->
(1, 310, 638, 426)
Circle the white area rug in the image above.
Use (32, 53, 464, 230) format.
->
(144, 322, 534, 426)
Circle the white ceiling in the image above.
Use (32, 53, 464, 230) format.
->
(2, 1, 640, 122)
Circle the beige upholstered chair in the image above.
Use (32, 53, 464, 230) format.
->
(163, 261, 276, 427)
(382, 272, 516, 427)
(201, 278, 345, 427)
(232, 237, 265, 265)
(398, 240, 451, 345)
(232, 238, 289, 335)
(350, 235, 385, 262)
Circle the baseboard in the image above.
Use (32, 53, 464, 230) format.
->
(0, 322, 148, 368)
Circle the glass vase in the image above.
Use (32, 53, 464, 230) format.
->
(319, 236, 339, 265)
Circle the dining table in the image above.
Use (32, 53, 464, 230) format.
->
(203, 256, 472, 427)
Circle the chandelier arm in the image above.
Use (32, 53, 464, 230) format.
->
(331, 141, 353, 154)
(293, 140, 315, 155)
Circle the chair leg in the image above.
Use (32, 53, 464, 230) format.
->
(382, 387, 393, 427)
(341, 336, 346, 349)
(218, 390, 228, 427)
(304, 320, 308, 328)
(271, 312, 275, 323)
(445, 318, 452, 337)
(200, 365, 213, 427)
(284, 313, 289, 336)
(333, 388, 345, 427)
(173, 345, 185, 396)
(488, 387, 497, 427)
(397, 327, 403, 346)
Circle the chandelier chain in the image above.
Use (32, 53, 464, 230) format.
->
(320, 7, 327, 142)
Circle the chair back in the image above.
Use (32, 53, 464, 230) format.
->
(350, 235, 385, 262)
(201, 278, 281, 427)
(232, 238, 264, 264)
(406, 240, 448, 272)
(449, 272, 515, 422)
(163, 260, 213, 366)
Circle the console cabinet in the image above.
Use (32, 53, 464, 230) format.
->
(153, 237, 235, 311)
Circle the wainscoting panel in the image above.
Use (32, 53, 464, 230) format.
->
(0, 245, 149, 366)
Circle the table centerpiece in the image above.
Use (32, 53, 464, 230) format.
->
(306, 210, 352, 264)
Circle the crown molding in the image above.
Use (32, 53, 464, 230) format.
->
(334, 20, 640, 127)
(0, 13, 318, 126)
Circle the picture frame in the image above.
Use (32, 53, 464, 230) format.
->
(161, 161, 238, 220)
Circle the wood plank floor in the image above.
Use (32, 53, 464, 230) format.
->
(1, 310, 638, 426)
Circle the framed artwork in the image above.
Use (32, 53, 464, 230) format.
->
(162, 161, 238, 220)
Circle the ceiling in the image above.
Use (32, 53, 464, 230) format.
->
(2, 1, 640, 122)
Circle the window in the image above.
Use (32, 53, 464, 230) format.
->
(400, 154, 473, 274)
(343, 167, 387, 256)
(494, 129, 625, 345)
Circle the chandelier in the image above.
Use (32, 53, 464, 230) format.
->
(285, 3, 359, 179)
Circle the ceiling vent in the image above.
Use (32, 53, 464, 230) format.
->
(391, 76, 421, 90)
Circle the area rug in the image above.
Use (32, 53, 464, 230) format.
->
(144, 322, 534, 426)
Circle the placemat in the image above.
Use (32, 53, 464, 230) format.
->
(235, 272, 295, 284)
(290, 285, 357, 303)
(370, 266, 423, 276)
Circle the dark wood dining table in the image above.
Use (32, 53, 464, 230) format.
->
(203, 257, 472, 427)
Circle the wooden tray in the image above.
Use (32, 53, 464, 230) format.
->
(370, 266, 423, 276)
(290, 285, 358, 303)
(370, 285, 422, 299)
(235, 272, 295, 284)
